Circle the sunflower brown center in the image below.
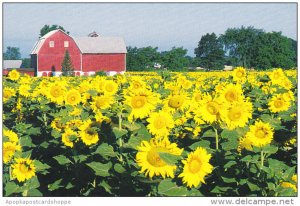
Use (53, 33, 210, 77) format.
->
(168, 95, 184, 108)
(225, 90, 238, 102)
(255, 128, 267, 139)
(189, 159, 202, 173)
(274, 99, 284, 108)
(147, 148, 167, 167)
(206, 101, 219, 115)
(19, 163, 30, 173)
(131, 96, 146, 109)
(153, 116, 166, 129)
(228, 107, 242, 121)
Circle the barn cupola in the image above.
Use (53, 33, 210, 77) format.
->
(88, 31, 99, 37)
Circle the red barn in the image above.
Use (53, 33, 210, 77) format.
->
(31, 30, 127, 76)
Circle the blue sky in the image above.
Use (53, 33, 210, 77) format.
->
(3, 3, 297, 58)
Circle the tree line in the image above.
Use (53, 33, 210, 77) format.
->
(3, 25, 297, 71)
(127, 26, 297, 71)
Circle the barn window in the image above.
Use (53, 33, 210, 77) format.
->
(49, 41, 54, 47)
(64, 41, 69, 48)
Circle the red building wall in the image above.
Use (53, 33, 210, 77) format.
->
(82, 54, 126, 72)
(37, 31, 81, 72)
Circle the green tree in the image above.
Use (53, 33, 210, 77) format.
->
(21, 58, 31, 68)
(220, 26, 263, 68)
(160, 47, 189, 71)
(250, 32, 296, 70)
(61, 50, 74, 76)
(194, 33, 225, 70)
(3, 46, 21, 60)
(40, 24, 69, 37)
(126, 46, 160, 71)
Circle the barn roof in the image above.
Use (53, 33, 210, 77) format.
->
(31, 29, 127, 54)
(3, 60, 22, 69)
(73, 37, 127, 54)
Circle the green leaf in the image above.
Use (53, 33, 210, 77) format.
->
(86, 162, 112, 177)
(73, 155, 88, 163)
(159, 152, 181, 165)
(158, 179, 187, 196)
(20, 135, 33, 147)
(93, 143, 116, 159)
(222, 177, 236, 183)
(27, 189, 43, 196)
(112, 127, 128, 138)
(224, 161, 236, 169)
(5, 182, 20, 196)
(48, 179, 63, 191)
(27, 127, 41, 136)
(114, 163, 126, 173)
(26, 176, 40, 190)
(221, 129, 239, 139)
(99, 180, 112, 194)
(53, 155, 72, 165)
(247, 181, 260, 192)
(276, 187, 296, 196)
(263, 145, 278, 155)
(189, 140, 210, 150)
(51, 129, 61, 139)
(187, 188, 203, 196)
(122, 121, 141, 131)
(202, 129, 215, 138)
(34, 160, 50, 174)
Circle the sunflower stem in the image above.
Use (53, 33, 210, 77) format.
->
(214, 127, 219, 150)
(260, 150, 264, 168)
(118, 113, 122, 130)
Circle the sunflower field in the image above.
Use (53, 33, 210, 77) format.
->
(3, 68, 297, 197)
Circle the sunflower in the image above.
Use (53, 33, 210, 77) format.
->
(178, 147, 213, 188)
(269, 68, 285, 85)
(3, 142, 21, 164)
(245, 121, 274, 147)
(79, 119, 99, 146)
(232, 67, 247, 83)
(220, 100, 252, 130)
(136, 138, 183, 178)
(62, 129, 78, 148)
(95, 112, 111, 124)
(11, 158, 36, 182)
(3, 129, 19, 143)
(8, 70, 20, 81)
(219, 83, 244, 104)
(268, 94, 291, 113)
(103, 80, 118, 95)
(47, 83, 66, 104)
(3, 87, 16, 102)
(147, 111, 175, 138)
(65, 89, 81, 106)
(237, 136, 253, 153)
(196, 94, 222, 124)
(90, 94, 114, 111)
(124, 89, 159, 121)
(19, 84, 31, 97)
(51, 118, 66, 132)
(163, 92, 190, 113)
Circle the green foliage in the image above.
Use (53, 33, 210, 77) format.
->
(194, 33, 225, 70)
(3, 46, 21, 60)
(61, 50, 74, 76)
(40, 24, 69, 37)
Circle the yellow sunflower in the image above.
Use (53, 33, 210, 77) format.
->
(196, 94, 222, 124)
(90, 94, 114, 111)
(103, 80, 118, 95)
(8, 70, 20, 81)
(220, 100, 252, 130)
(3, 87, 16, 102)
(245, 121, 274, 147)
(147, 111, 175, 138)
(11, 158, 36, 182)
(232, 67, 247, 83)
(163, 91, 190, 113)
(219, 83, 244, 104)
(237, 136, 253, 153)
(268, 94, 291, 113)
(19, 84, 31, 97)
(124, 89, 159, 121)
(3, 129, 19, 143)
(62, 129, 78, 148)
(3, 142, 21, 164)
(46, 83, 66, 104)
(64, 89, 81, 106)
(79, 119, 99, 146)
(136, 138, 183, 179)
(178, 147, 213, 188)
(51, 118, 66, 132)
(269, 68, 285, 85)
